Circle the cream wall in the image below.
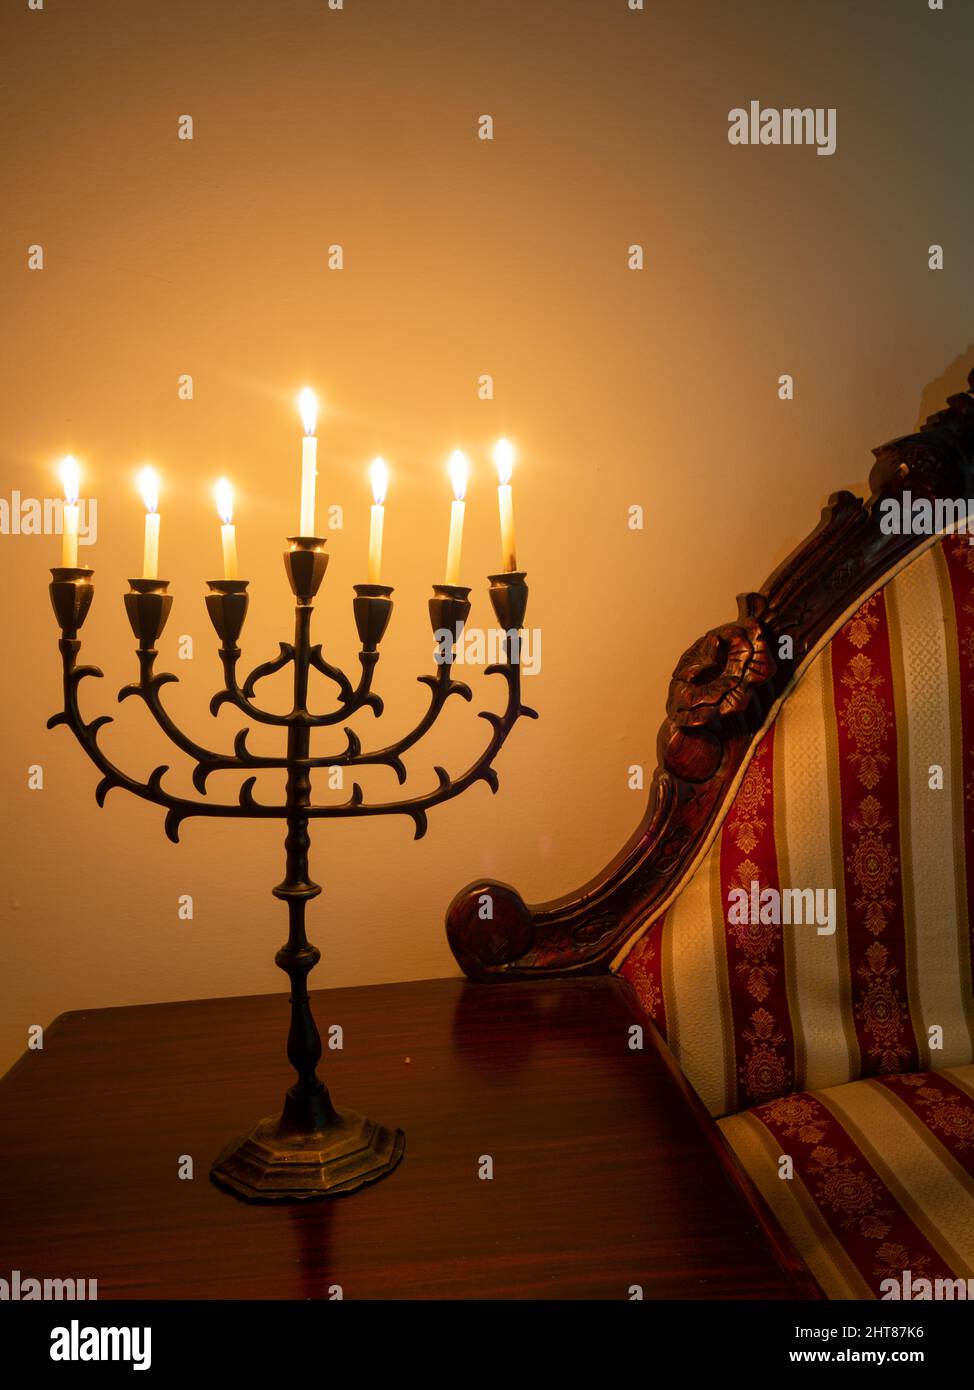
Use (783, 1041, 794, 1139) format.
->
(2, 0, 973, 1074)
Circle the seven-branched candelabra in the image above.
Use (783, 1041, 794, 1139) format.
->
(47, 537, 535, 1200)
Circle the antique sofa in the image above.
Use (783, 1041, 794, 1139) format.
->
(446, 374, 974, 1300)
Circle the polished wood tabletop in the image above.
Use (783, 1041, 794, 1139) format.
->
(0, 975, 811, 1299)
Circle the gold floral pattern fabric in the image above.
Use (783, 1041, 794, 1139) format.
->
(718, 1066, 974, 1299)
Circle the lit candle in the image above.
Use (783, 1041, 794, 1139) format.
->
(59, 455, 81, 568)
(215, 477, 238, 580)
(298, 387, 318, 537)
(368, 457, 388, 583)
(139, 466, 160, 579)
(445, 450, 468, 585)
(494, 437, 517, 572)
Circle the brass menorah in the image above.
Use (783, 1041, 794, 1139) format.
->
(47, 537, 535, 1201)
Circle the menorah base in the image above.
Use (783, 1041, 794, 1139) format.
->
(210, 1104, 405, 1202)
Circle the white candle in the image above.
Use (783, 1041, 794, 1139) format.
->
(215, 477, 238, 580)
(445, 450, 468, 585)
(298, 387, 318, 536)
(494, 437, 517, 572)
(59, 455, 81, 568)
(368, 457, 388, 583)
(139, 466, 160, 579)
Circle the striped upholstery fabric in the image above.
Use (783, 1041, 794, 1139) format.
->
(718, 1065, 974, 1299)
(618, 534, 974, 1296)
(619, 532, 974, 1116)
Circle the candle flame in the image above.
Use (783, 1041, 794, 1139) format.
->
(449, 450, 468, 502)
(139, 465, 160, 514)
(298, 386, 318, 436)
(370, 457, 388, 506)
(494, 437, 515, 486)
(60, 455, 81, 506)
(215, 477, 234, 525)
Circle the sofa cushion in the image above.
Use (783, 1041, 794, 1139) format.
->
(717, 1066, 974, 1299)
(620, 535, 974, 1117)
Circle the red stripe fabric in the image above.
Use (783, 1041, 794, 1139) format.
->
(620, 915, 667, 1037)
(720, 728, 796, 1109)
(874, 1072, 974, 1178)
(830, 591, 919, 1076)
(754, 1090, 956, 1295)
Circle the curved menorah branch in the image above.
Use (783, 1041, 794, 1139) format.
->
(119, 647, 258, 783)
(241, 637, 357, 706)
(308, 642, 355, 702)
(191, 657, 472, 790)
(352, 663, 474, 768)
(192, 723, 407, 792)
(223, 655, 537, 840)
(211, 646, 300, 725)
(48, 639, 264, 842)
(211, 644, 382, 727)
(304, 650, 383, 725)
(325, 657, 537, 840)
(242, 641, 295, 698)
(241, 638, 358, 706)
(119, 643, 393, 793)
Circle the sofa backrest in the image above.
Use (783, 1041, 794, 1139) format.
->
(619, 533, 974, 1118)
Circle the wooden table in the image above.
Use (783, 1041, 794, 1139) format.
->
(0, 976, 813, 1299)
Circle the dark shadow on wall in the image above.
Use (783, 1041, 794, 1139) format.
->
(917, 344, 974, 429)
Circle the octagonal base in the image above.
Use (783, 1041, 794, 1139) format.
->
(210, 1105, 405, 1202)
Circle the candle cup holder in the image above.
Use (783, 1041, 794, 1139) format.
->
(124, 579, 173, 650)
(205, 580, 250, 648)
(488, 571, 529, 632)
(49, 567, 94, 638)
(284, 536, 328, 602)
(47, 541, 537, 1202)
(353, 584, 394, 651)
(429, 583, 472, 664)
